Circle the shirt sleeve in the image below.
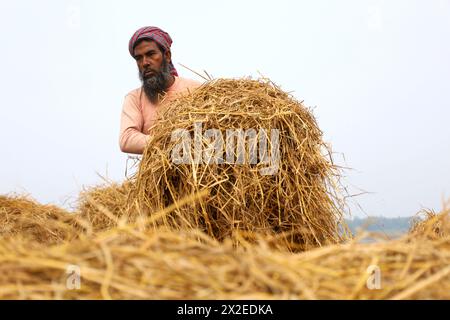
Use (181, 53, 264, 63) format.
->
(119, 93, 149, 154)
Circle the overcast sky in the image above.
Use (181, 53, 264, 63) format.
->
(0, 0, 449, 217)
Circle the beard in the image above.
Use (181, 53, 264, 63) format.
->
(139, 59, 172, 104)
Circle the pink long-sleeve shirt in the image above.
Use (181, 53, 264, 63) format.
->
(119, 77, 202, 154)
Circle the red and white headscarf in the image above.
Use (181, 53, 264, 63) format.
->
(129, 26, 178, 76)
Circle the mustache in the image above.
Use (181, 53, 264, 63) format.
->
(140, 68, 157, 79)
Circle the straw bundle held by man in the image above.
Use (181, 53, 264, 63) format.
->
(131, 78, 349, 250)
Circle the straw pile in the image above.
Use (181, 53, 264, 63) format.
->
(131, 78, 349, 250)
(76, 180, 135, 232)
(0, 205, 448, 300)
(409, 203, 450, 240)
(0, 180, 134, 244)
(0, 195, 79, 245)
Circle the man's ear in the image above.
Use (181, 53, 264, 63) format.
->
(165, 50, 172, 63)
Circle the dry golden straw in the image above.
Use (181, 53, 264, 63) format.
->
(409, 202, 449, 240)
(0, 180, 135, 244)
(0, 205, 448, 300)
(131, 78, 350, 250)
(76, 180, 135, 233)
(0, 195, 79, 245)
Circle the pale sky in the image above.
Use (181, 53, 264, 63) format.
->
(0, 0, 449, 217)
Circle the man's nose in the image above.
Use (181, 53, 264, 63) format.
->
(142, 56, 151, 68)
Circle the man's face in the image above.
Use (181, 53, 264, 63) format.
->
(133, 40, 168, 79)
(133, 39, 173, 103)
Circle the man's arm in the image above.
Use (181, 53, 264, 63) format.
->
(119, 94, 149, 154)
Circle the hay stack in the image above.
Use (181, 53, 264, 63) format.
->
(0, 208, 448, 300)
(409, 203, 450, 240)
(0, 195, 79, 245)
(0, 181, 136, 245)
(76, 180, 134, 232)
(131, 78, 348, 250)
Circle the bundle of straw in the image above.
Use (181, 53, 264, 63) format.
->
(131, 78, 349, 250)
(0, 207, 448, 300)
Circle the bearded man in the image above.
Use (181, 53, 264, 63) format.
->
(119, 26, 202, 154)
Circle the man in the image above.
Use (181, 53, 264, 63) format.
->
(119, 26, 202, 154)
